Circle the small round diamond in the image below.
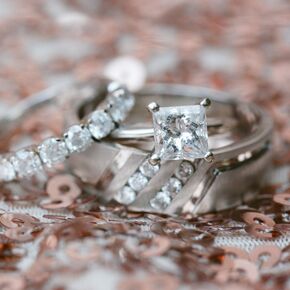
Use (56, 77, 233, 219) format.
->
(162, 177, 182, 197)
(108, 89, 135, 122)
(38, 138, 68, 167)
(115, 186, 136, 205)
(175, 161, 194, 182)
(150, 191, 171, 210)
(0, 158, 16, 181)
(139, 160, 160, 178)
(10, 149, 43, 178)
(128, 172, 148, 192)
(64, 125, 92, 153)
(88, 111, 114, 139)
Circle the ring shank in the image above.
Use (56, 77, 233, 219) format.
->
(65, 83, 273, 215)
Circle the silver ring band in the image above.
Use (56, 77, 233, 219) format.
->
(66, 83, 273, 215)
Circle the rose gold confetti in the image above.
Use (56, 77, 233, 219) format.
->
(140, 236, 171, 258)
(250, 245, 281, 269)
(0, 213, 38, 229)
(0, 1, 288, 289)
(273, 193, 290, 206)
(222, 246, 249, 261)
(46, 174, 82, 201)
(216, 259, 259, 284)
(242, 212, 275, 227)
(118, 274, 179, 290)
(245, 224, 280, 239)
(0, 274, 25, 290)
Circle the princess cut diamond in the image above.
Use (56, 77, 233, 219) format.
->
(152, 105, 208, 160)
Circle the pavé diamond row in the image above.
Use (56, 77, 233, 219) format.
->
(150, 161, 195, 210)
(114, 159, 195, 208)
(0, 84, 135, 182)
(114, 159, 160, 204)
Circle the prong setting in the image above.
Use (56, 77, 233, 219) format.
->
(149, 153, 161, 166)
(204, 151, 214, 162)
(147, 102, 160, 113)
(200, 98, 211, 107)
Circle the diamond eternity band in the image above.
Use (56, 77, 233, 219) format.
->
(0, 80, 135, 182)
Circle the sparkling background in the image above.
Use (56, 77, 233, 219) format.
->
(0, 1, 289, 289)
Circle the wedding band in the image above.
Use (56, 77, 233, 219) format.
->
(66, 83, 273, 215)
(0, 79, 134, 182)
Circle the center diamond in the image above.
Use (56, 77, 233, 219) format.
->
(152, 105, 208, 160)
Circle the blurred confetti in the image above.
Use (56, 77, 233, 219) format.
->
(0, 0, 289, 289)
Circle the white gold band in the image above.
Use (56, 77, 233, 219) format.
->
(66, 83, 273, 215)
